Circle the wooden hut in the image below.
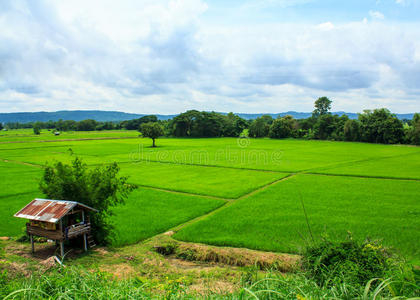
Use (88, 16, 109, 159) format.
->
(14, 198, 98, 256)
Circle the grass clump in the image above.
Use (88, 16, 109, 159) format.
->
(301, 236, 420, 298)
(303, 236, 392, 287)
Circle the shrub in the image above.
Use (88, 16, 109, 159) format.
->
(303, 236, 392, 288)
(40, 155, 137, 245)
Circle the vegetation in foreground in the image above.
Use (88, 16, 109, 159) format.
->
(1, 237, 419, 299)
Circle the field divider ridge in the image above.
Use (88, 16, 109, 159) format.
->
(113, 158, 290, 174)
(170, 174, 298, 233)
(0, 136, 140, 144)
(304, 172, 420, 182)
(301, 151, 420, 174)
(0, 158, 44, 168)
(133, 184, 233, 201)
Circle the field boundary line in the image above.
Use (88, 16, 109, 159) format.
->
(170, 174, 297, 232)
(0, 136, 139, 144)
(115, 158, 290, 174)
(237, 173, 297, 199)
(0, 190, 40, 200)
(0, 144, 72, 151)
(133, 185, 232, 201)
(302, 151, 420, 174)
(0, 158, 43, 168)
(305, 172, 420, 182)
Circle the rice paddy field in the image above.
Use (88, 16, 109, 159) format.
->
(0, 129, 419, 262)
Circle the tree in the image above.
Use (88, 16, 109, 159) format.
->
(122, 115, 158, 130)
(140, 122, 164, 147)
(0, 123, 3, 131)
(313, 97, 332, 117)
(40, 156, 136, 244)
(313, 114, 336, 140)
(406, 113, 420, 145)
(343, 119, 361, 141)
(33, 123, 41, 135)
(222, 112, 247, 137)
(76, 119, 97, 131)
(358, 109, 404, 144)
(269, 116, 296, 139)
(248, 116, 272, 138)
(170, 110, 200, 137)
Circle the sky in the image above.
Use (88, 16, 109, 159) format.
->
(0, 0, 419, 114)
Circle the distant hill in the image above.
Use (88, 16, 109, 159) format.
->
(0, 110, 414, 123)
(0, 110, 176, 123)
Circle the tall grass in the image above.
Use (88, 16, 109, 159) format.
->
(238, 271, 420, 300)
(2, 266, 419, 299)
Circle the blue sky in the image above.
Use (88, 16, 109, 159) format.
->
(203, 0, 420, 23)
(0, 0, 419, 114)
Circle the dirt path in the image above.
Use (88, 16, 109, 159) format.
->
(0, 158, 43, 168)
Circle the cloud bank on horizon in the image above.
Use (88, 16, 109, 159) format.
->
(0, 0, 419, 114)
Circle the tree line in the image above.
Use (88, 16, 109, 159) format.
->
(1, 97, 419, 146)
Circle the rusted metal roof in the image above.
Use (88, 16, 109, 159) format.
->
(14, 198, 97, 223)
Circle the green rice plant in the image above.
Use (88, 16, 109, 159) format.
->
(174, 175, 420, 261)
(110, 188, 225, 246)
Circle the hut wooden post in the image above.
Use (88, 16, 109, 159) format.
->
(60, 241, 64, 257)
(59, 219, 64, 257)
(30, 234, 34, 254)
(82, 210, 87, 251)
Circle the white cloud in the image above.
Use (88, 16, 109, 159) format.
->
(369, 10, 385, 20)
(0, 0, 419, 114)
(317, 22, 335, 31)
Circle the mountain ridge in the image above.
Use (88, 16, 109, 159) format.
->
(0, 110, 414, 123)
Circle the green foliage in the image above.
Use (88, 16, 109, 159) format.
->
(303, 236, 392, 287)
(39, 156, 137, 244)
(269, 116, 296, 139)
(170, 110, 247, 137)
(122, 115, 158, 130)
(406, 113, 420, 145)
(248, 116, 272, 137)
(3, 264, 418, 299)
(312, 96, 332, 117)
(313, 114, 336, 140)
(358, 109, 404, 144)
(239, 269, 420, 299)
(344, 119, 361, 141)
(76, 119, 98, 131)
(33, 123, 41, 135)
(139, 122, 164, 147)
(223, 112, 248, 137)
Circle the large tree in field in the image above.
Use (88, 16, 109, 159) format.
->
(140, 122, 164, 147)
(40, 156, 136, 244)
(313, 97, 332, 117)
